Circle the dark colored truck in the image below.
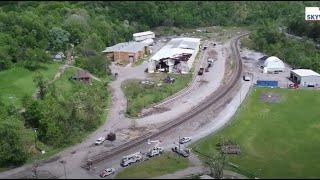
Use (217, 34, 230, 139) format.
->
(198, 68, 204, 75)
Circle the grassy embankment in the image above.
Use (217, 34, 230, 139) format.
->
(0, 63, 60, 107)
(26, 67, 110, 163)
(115, 153, 190, 179)
(192, 88, 320, 178)
(122, 73, 192, 118)
(0, 65, 110, 169)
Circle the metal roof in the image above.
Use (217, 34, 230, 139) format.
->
(150, 37, 200, 61)
(291, 69, 320, 77)
(141, 38, 154, 45)
(74, 70, 91, 79)
(133, 31, 154, 37)
(264, 56, 285, 69)
(102, 41, 146, 53)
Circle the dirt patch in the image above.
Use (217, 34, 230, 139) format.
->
(40, 155, 60, 164)
(139, 106, 170, 117)
(198, 79, 209, 86)
(259, 92, 282, 103)
(116, 126, 151, 140)
(312, 123, 320, 129)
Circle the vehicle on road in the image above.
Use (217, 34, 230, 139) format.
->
(198, 68, 204, 75)
(208, 58, 214, 64)
(179, 137, 192, 144)
(147, 146, 163, 157)
(243, 75, 251, 81)
(95, 136, 106, 145)
(289, 83, 299, 89)
(100, 168, 115, 178)
(120, 152, 143, 167)
(172, 146, 190, 157)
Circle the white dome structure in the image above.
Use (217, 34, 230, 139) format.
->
(263, 56, 285, 73)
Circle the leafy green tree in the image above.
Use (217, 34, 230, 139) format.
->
(48, 27, 70, 52)
(0, 120, 28, 166)
(22, 98, 43, 128)
(33, 72, 48, 100)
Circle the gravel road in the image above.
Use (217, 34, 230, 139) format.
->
(0, 34, 250, 179)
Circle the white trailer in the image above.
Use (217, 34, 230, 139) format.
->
(133, 31, 155, 42)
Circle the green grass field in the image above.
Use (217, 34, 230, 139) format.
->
(192, 88, 320, 178)
(122, 73, 192, 117)
(0, 63, 60, 107)
(115, 153, 190, 179)
(53, 67, 77, 97)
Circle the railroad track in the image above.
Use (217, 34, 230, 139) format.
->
(143, 40, 209, 113)
(81, 33, 248, 168)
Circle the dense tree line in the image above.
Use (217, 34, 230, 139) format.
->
(287, 20, 320, 44)
(0, 1, 142, 74)
(1, 1, 320, 72)
(0, 101, 28, 167)
(22, 74, 109, 148)
(1, 1, 320, 167)
(0, 73, 109, 167)
(249, 23, 320, 72)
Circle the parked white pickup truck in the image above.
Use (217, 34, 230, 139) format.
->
(95, 136, 106, 145)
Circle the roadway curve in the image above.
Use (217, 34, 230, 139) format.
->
(82, 33, 249, 168)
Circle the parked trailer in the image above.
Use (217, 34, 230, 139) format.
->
(255, 80, 278, 88)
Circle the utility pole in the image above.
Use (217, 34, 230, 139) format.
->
(59, 160, 67, 179)
(178, 135, 181, 150)
(32, 162, 38, 179)
(239, 86, 242, 106)
(33, 128, 38, 150)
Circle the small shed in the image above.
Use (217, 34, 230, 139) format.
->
(290, 69, 320, 87)
(52, 52, 65, 61)
(70, 70, 91, 84)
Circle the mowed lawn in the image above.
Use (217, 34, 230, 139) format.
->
(0, 63, 60, 107)
(192, 88, 320, 178)
(115, 153, 190, 179)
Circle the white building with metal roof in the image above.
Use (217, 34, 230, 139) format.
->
(133, 31, 155, 42)
(263, 56, 285, 73)
(148, 37, 200, 74)
(290, 69, 320, 87)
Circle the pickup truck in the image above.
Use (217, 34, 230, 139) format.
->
(198, 68, 204, 75)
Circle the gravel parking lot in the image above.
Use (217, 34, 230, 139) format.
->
(240, 48, 294, 88)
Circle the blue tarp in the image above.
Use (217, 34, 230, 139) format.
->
(256, 80, 278, 88)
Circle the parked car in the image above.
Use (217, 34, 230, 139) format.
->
(243, 75, 251, 81)
(120, 152, 143, 167)
(179, 137, 192, 144)
(100, 168, 115, 178)
(147, 146, 164, 157)
(208, 58, 214, 64)
(95, 136, 106, 145)
(198, 68, 204, 75)
(172, 146, 190, 157)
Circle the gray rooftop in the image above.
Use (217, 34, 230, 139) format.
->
(167, 38, 199, 49)
(102, 41, 146, 53)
